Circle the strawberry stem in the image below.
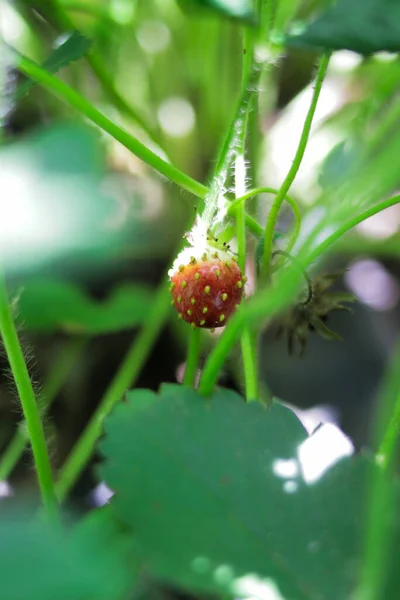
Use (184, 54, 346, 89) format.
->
(183, 327, 201, 388)
(261, 52, 331, 280)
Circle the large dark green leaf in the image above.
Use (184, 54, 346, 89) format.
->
(17, 279, 152, 333)
(179, 0, 256, 22)
(15, 32, 91, 99)
(0, 508, 131, 600)
(100, 384, 400, 599)
(286, 0, 400, 54)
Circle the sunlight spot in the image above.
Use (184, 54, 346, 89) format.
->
(214, 564, 234, 585)
(283, 402, 339, 435)
(0, 481, 13, 498)
(272, 458, 298, 479)
(137, 20, 170, 54)
(329, 51, 362, 72)
(298, 424, 354, 484)
(157, 97, 195, 138)
(283, 480, 298, 494)
(234, 574, 285, 600)
(192, 556, 211, 574)
(110, 0, 135, 24)
(346, 259, 399, 311)
(88, 482, 114, 507)
(0, 0, 25, 44)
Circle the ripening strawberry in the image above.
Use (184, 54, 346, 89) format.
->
(169, 245, 245, 329)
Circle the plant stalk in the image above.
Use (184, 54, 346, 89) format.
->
(55, 280, 170, 501)
(183, 327, 201, 388)
(0, 271, 58, 521)
(0, 337, 85, 481)
(261, 52, 330, 279)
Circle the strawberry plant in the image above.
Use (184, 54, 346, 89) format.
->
(1, 0, 400, 599)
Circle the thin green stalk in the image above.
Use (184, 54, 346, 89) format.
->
(234, 26, 259, 402)
(87, 54, 160, 144)
(0, 337, 85, 481)
(16, 55, 263, 237)
(376, 342, 400, 472)
(35, 0, 159, 142)
(17, 55, 207, 199)
(307, 194, 400, 264)
(0, 271, 58, 521)
(352, 343, 400, 600)
(199, 194, 400, 394)
(261, 53, 331, 279)
(55, 280, 170, 501)
(240, 328, 258, 401)
(230, 186, 302, 253)
(183, 327, 201, 387)
(377, 392, 400, 471)
(204, 61, 260, 228)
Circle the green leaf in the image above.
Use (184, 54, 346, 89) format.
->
(15, 31, 91, 99)
(0, 509, 132, 600)
(178, 0, 256, 22)
(100, 384, 400, 599)
(16, 279, 153, 334)
(286, 0, 400, 54)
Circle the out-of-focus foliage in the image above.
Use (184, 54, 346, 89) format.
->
(16, 279, 153, 333)
(0, 508, 132, 600)
(15, 31, 91, 99)
(286, 0, 400, 53)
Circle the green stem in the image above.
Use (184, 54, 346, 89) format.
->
(234, 26, 259, 402)
(55, 280, 170, 501)
(17, 55, 207, 199)
(183, 327, 201, 387)
(16, 55, 263, 237)
(0, 271, 58, 521)
(377, 391, 400, 471)
(36, 0, 158, 141)
(353, 343, 400, 600)
(376, 342, 400, 472)
(307, 194, 400, 264)
(240, 328, 258, 401)
(204, 61, 260, 228)
(0, 337, 85, 481)
(230, 186, 302, 252)
(87, 53, 160, 144)
(199, 194, 400, 394)
(261, 53, 331, 278)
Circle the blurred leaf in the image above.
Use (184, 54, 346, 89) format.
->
(179, 0, 256, 22)
(318, 141, 360, 190)
(100, 384, 400, 599)
(17, 279, 153, 333)
(286, 0, 400, 54)
(15, 32, 91, 99)
(0, 123, 131, 276)
(0, 509, 131, 600)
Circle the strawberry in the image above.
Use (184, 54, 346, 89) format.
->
(169, 247, 245, 329)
